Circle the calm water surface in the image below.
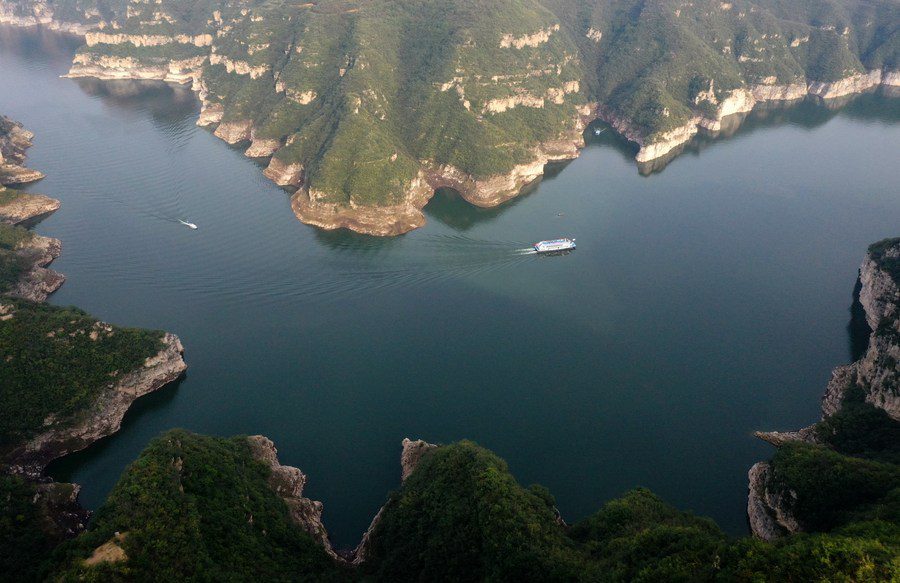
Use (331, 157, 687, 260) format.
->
(2, 25, 899, 547)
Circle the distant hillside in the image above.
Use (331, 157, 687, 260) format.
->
(1, 0, 897, 234)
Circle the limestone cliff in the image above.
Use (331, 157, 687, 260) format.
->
(4, 233, 65, 301)
(747, 238, 900, 540)
(0, 115, 44, 185)
(0, 191, 61, 225)
(246, 435, 337, 559)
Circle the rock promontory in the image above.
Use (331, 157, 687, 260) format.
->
(747, 238, 900, 540)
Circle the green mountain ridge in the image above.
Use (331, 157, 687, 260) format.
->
(5, 431, 895, 581)
(1, 0, 897, 234)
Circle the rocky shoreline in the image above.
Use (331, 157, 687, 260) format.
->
(0, 191, 61, 225)
(4, 232, 66, 301)
(0, 114, 45, 184)
(746, 238, 900, 540)
(602, 69, 899, 166)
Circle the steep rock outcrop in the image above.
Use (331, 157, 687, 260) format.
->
(625, 70, 898, 164)
(400, 438, 438, 481)
(66, 54, 205, 85)
(808, 70, 884, 100)
(0, 115, 44, 185)
(292, 172, 433, 237)
(748, 239, 900, 539)
(246, 435, 337, 559)
(5, 334, 187, 478)
(0, 191, 61, 225)
(5, 233, 65, 302)
(213, 119, 252, 145)
(746, 462, 800, 541)
(263, 157, 303, 186)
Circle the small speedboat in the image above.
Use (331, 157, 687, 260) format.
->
(178, 219, 198, 230)
(533, 238, 576, 253)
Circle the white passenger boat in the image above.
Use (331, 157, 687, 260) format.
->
(533, 238, 576, 253)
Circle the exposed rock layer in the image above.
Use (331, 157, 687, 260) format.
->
(2, 1, 898, 235)
(0, 115, 45, 184)
(0, 192, 61, 225)
(246, 435, 337, 559)
(4, 233, 65, 301)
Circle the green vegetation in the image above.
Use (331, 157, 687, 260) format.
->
(768, 442, 899, 532)
(815, 398, 900, 463)
(1, 475, 63, 582)
(569, 488, 728, 581)
(0, 299, 163, 449)
(360, 441, 899, 581)
(362, 440, 590, 581)
(49, 430, 348, 582)
(0, 222, 34, 293)
(0, 433, 895, 580)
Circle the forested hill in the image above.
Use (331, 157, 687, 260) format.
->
(0, 0, 897, 234)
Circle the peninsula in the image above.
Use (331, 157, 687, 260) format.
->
(1, 0, 896, 234)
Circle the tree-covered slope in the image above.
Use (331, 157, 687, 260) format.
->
(360, 440, 898, 581)
(0, 298, 165, 455)
(47, 430, 348, 582)
(360, 440, 592, 581)
(549, 0, 898, 137)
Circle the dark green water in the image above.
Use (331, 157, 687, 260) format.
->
(2, 25, 899, 548)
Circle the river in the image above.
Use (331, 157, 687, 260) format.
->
(2, 24, 899, 547)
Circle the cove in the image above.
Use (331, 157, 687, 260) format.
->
(2, 24, 899, 548)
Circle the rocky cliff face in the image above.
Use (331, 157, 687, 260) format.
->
(0, 115, 45, 185)
(836, 243, 900, 418)
(246, 435, 337, 559)
(4, 233, 65, 301)
(5, 333, 186, 478)
(0, 192, 61, 225)
(0, 116, 62, 226)
(747, 239, 900, 540)
(746, 462, 801, 541)
(613, 71, 898, 165)
(291, 172, 434, 237)
(399, 438, 438, 481)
